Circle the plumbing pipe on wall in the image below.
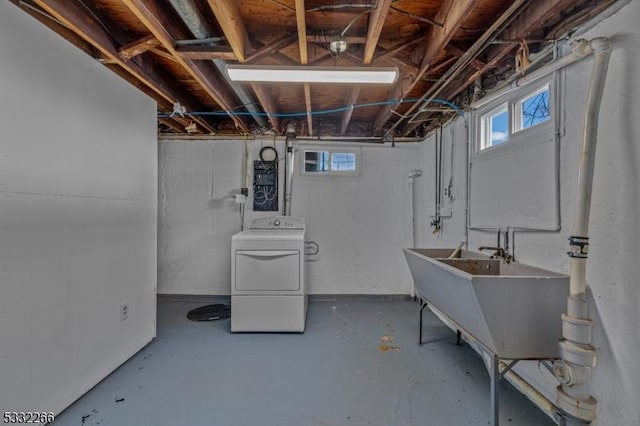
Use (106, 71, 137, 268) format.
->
(554, 37, 611, 425)
(408, 169, 423, 298)
(283, 123, 296, 216)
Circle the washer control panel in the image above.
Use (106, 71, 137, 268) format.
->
(249, 216, 305, 230)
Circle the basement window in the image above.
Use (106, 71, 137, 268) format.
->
(514, 85, 551, 132)
(479, 83, 552, 152)
(481, 104, 509, 150)
(303, 148, 359, 175)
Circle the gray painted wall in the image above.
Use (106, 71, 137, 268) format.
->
(0, 1, 157, 416)
(158, 139, 420, 295)
(415, 3, 640, 424)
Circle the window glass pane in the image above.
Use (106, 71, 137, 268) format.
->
(304, 151, 329, 172)
(521, 88, 550, 129)
(490, 109, 508, 146)
(330, 152, 356, 171)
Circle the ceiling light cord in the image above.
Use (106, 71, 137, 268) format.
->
(341, 7, 378, 37)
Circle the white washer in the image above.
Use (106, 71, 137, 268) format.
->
(231, 216, 307, 332)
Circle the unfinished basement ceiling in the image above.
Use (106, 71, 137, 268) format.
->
(12, 0, 617, 138)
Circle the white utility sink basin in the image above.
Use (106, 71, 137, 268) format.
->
(404, 248, 569, 359)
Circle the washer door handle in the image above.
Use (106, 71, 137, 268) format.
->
(237, 250, 298, 259)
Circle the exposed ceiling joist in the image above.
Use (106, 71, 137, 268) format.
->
(372, 35, 426, 64)
(340, 0, 392, 133)
(446, 43, 486, 70)
(121, 0, 252, 133)
(118, 35, 160, 60)
(13, 0, 615, 138)
(206, 0, 284, 131)
(363, 0, 393, 64)
(400, 0, 534, 136)
(294, 0, 313, 136)
(31, 0, 216, 133)
(207, 0, 251, 62)
(373, 0, 481, 133)
(245, 34, 296, 64)
(251, 83, 280, 131)
(341, 86, 361, 135)
(175, 45, 236, 61)
(417, 0, 597, 133)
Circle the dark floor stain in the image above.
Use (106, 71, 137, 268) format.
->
(115, 397, 125, 403)
(81, 414, 91, 424)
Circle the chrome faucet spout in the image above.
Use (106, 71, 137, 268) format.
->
(478, 246, 508, 260)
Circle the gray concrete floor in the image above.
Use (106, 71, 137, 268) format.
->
(54, 300, 554, 426)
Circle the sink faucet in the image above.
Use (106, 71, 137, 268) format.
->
(478, 246, 512, 262)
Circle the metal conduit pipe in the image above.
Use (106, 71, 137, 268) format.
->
(283, 123, 297, 216)
(554, 37, 611, 425)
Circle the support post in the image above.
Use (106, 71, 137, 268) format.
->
(490, 354, 500, 426)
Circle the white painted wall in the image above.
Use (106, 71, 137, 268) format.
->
(414, 3, 640, 424)
(158, 139, 420, 295)
(0, 1, 157, 416)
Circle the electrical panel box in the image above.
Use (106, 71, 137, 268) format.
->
(253, 160, 278, 211)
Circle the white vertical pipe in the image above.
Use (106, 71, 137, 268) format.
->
(408, 170, 422, 298)
(556, 37, 611, 425)
(283, 124, 296, 216)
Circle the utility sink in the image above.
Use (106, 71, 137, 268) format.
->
(404, 248, 569, 359)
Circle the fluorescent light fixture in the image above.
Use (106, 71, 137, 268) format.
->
(226, 65, 398, 84)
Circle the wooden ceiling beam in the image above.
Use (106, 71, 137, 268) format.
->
(307, 35, 368, 44)
(205, 0, 282, 131)
(120, 0, 251, 133)
(150, 47, 178, 62)
(400, 0, 580, 137)
(373, 0, 481, 133)
(159, 117, 186, 133)
(30, 0, 216, 133)
(339, 0, 392, 135)
(118, 34, 160, 60)
(440, 0, 586, 103)
(294, 0, 312, 136)
(176, 45, 236, 61)
(250, 84, 279, 132)
(206, 0, 251, 62)
(446, 43, 486, 71)
(372, 35, 426, 65)
(245, 34, 296, 64)
(363, 0, 393, 64)
(340, 86, 361, 136)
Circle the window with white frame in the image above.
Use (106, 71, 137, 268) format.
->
(302, 148, 359, 175)
(514, 85, 550, 131)
(481, 103, 509, 150)
(479, 83, 551, 151)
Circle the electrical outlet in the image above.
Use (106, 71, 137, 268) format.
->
(120, 302, 129, 322)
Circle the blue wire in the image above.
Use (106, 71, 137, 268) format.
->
(158, 98, 462, 119)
